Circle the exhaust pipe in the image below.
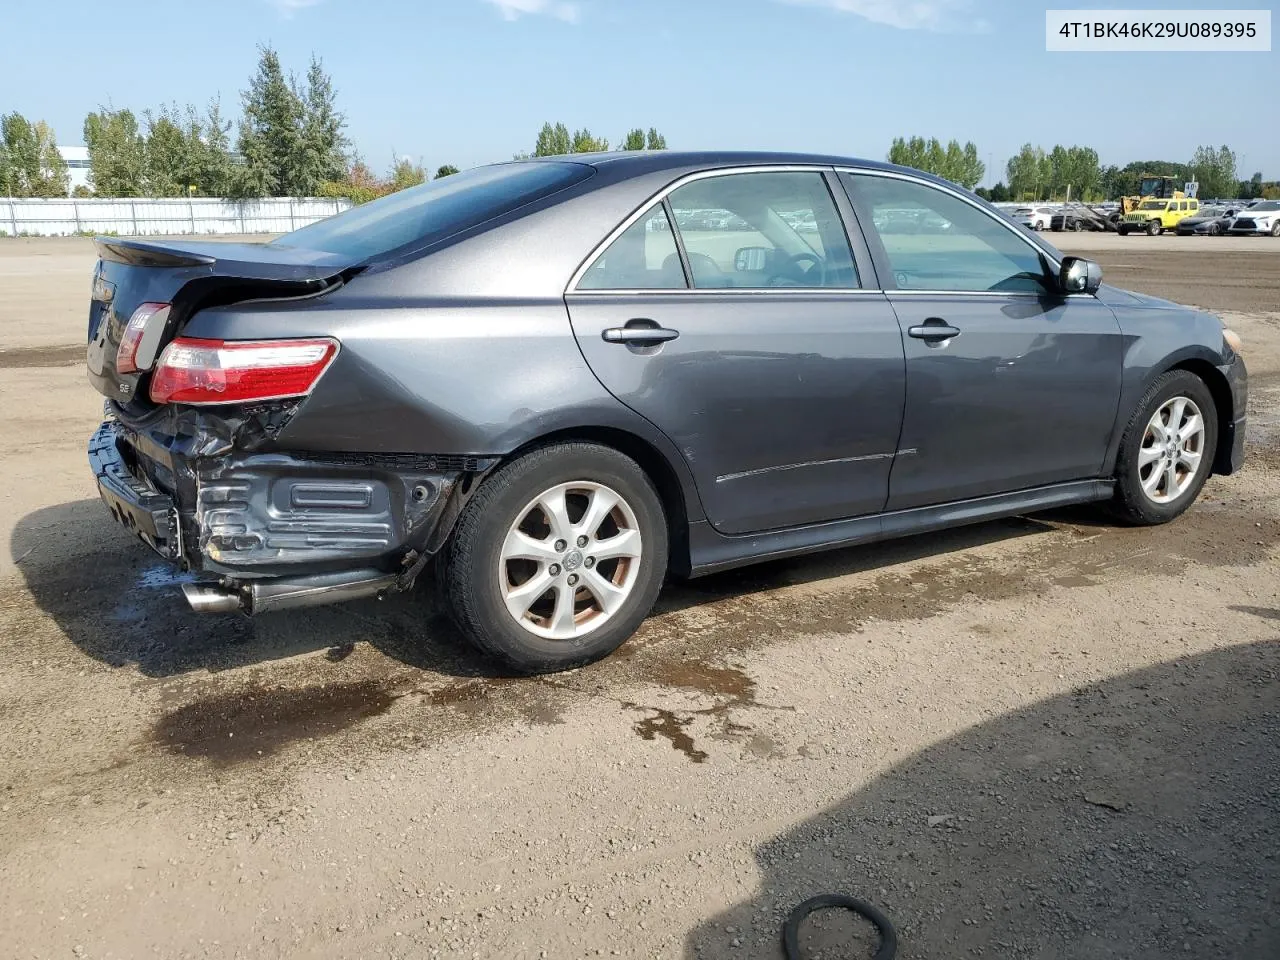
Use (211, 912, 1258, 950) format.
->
(181, 570, 398, 616)
(181, 582, 243, 614)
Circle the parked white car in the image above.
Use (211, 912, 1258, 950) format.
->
(1228, 200, 1280, 236)
(1012, 205, 1055, 231)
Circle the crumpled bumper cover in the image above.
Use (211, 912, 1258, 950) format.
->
(90, 414, 496, 578)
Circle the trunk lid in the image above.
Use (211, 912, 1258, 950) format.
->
(86, 237, 350, 408)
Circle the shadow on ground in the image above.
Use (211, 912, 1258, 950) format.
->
(684, 641, 1280, 959)
(10, 498, 1056, 679)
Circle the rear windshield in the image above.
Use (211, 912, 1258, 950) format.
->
(271, 161, 593, 261)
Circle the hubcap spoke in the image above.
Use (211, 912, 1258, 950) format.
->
(1163, 460, 1179, 497)
(1141, 463, 1164, 494)
(591, 528, 642, 561)
(1178, 448, 1202, 471)
(1138, 444, 1163, 468)
(504, 570, 553, 620)
(549, 583, 577, 636)
(538, 490, 573, 542)
(502, 529, 560, 564)
(575, 487, 620, 540)
(1178, 415, 1203, 445)
(581, 568, 627, 615)
(1168, 398, 1188, 433)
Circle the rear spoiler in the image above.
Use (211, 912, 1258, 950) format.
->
(93, 236, 353, 283)
(96, 238, 216, 268)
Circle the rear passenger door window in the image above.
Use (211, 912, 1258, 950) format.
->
(666, 172, 858, 289)
(842, 174, 1051, 294)
(577, 205, 686, 290)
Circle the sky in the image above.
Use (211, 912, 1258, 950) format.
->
(3, 0, 1276, 185)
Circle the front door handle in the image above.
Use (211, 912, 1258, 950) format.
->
(602, 321, 680, 345)
(907, 318, 961, 342)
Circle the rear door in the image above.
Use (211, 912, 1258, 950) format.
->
(566, 168, 906, 536)
(840, 171, 1124, 512)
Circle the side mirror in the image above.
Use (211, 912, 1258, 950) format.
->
(1060, 256, 1103, 295)
(734, 246, 769, 272)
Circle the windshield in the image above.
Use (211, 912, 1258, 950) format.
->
(1139, 200, 1168, 211)
(1139, 177, 1169, 197)
(272, 161, 594, 261)
(1249, 201, 1280, 211)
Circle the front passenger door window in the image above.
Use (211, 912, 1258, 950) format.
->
(841, 174, 1052, 294)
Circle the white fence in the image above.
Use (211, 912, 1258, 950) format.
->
(0, 197, 352, 237)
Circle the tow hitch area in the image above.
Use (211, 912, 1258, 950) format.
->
(180, 569, 399, 616)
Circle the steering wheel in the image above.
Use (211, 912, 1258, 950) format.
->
(770, 251, 826, 286)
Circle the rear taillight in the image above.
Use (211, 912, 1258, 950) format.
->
(116, 302, 171, 374)
(148, 337, 339, 405)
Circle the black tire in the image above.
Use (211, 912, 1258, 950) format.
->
(1110, 370, 1218, 526)
(1118, 226, 1130, 236)
(1271, 221, 1280, 237)
(440, 442, 668, 674)
(1146, 219, 1162, 236)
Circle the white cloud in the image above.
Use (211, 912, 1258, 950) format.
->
(265, 0, 323, 18)
(483, 0, 580, 23)
(777, 0, 983, 32)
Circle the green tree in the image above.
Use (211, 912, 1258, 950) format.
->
(84, 108, 146, 197)
(987, 182, 1010, 202)
(2, 113, 68, 197)
(646, 127, 667, 150)
(235, 45, 306, 197)
(622, 128, 646, 151)
(298, 55, 348, 194)
(534, 122, 572, 157)
(1189, 145, 1237, 200)
(434, 164, 459, 178)
(571, 128, 608, 153)
(195, 99, 236, 196)
(1006, 143, 1052, 200)
(143, 104, 193, 196)
(888, 136, 983, 188)
(388, 156, 426, 192)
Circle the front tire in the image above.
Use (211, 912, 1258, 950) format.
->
(1118, 226, 1130, 236)
(1271, 221, 1280, 237)
(1146, 220, 1162, 236)
(1110, 370, 1217, 526)
(441, 442, 668, 674)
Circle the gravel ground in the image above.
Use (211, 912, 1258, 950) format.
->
(0, 237, 1277, 959)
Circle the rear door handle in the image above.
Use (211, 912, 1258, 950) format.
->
(602, 323, 680, 345)
(907, 318, 961, 342)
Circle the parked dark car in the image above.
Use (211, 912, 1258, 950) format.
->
(86, 152, 1248, 673)
(1049, 205, 1108, 232)
(1176, 207, 1238, 236)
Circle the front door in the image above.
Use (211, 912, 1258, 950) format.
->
(841, 172, 1124, 512)
(567, 170, 906, 535)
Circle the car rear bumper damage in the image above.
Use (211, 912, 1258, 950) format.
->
(89, 415, 496, 614)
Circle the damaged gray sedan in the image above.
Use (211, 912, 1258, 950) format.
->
(87, 152, 1246, 673)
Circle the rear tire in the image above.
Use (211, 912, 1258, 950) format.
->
(441, 442, 668, 674)
(1110, 370, 1217, 526)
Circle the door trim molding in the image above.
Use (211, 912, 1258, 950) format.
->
(687, 479, 1113, 576)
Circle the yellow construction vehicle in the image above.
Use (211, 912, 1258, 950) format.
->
(1107, 175, 1195, 231)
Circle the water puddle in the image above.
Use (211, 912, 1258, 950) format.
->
(153, 680, 397, 766)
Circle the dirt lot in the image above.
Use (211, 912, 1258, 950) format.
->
(1, 236, 1277, 959)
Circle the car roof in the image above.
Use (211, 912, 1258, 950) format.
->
(540, 150, 906, 176)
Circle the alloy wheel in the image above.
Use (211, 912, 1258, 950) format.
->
(1138, 396, 1205, 504)
(498, 481, 643, 640)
